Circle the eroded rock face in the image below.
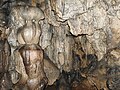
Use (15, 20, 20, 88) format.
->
(0, 0, 120, 90)
(0, 9, 12, 90)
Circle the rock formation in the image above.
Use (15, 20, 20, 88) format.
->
(0, 0, 119, 90)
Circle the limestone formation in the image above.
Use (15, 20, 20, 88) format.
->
(0, 0, 120, 90)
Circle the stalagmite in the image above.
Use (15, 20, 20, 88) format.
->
(9, 5, 47, 90)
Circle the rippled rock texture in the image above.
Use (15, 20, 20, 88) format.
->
(0, 0, 120, 90)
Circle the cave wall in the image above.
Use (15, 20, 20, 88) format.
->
(0, 0, 120, 90)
